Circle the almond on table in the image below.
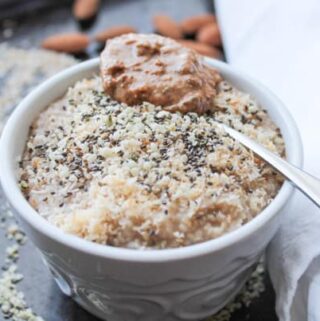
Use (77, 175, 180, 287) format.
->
(41, 33, 90, 53)
(180, 14, 216, 34)
(73, 0, 100, 21)
(153, 14, 183, 39)
(94, 25, 137, 42)
(178, 40, 222, 58)
(197, 23, 222, 47)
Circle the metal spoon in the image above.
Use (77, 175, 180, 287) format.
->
(219, 124, 320, 207)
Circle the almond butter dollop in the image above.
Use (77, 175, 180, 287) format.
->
(100, 33, 221, 114)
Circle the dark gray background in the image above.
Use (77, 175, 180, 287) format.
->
(0, 0, 277, 320)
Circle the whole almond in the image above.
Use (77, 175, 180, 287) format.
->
(41, 33, 90, 53)
(197, 23, 222, 47)
(73, 0, 100, 21)
(180, 14, 216, 34)
(95, 26, 137, 42)
(153, 15, 183, 39)
(178, 40, 222, 58)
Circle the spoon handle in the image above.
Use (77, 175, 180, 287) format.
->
(222, 125, 320, 207)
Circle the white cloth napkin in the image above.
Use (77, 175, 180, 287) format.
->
(215, 0, 320, 320)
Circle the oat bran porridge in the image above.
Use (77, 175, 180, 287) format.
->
(19, 34, 284, 249)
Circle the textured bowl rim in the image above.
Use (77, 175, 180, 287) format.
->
(0, 57, 303, 262)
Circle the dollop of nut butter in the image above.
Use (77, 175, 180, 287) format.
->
(100, 33, 221, 114)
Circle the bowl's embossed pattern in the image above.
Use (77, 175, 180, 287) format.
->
(41, 249, 261, 320)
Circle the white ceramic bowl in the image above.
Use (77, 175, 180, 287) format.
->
(0, 58, 302, 321)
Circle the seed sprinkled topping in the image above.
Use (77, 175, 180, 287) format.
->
(19, 77, 284, 249)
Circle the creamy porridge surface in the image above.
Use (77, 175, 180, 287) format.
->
(19, 76, 284, 249)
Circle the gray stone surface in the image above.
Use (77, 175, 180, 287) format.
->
(0, 0, 278, 320)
